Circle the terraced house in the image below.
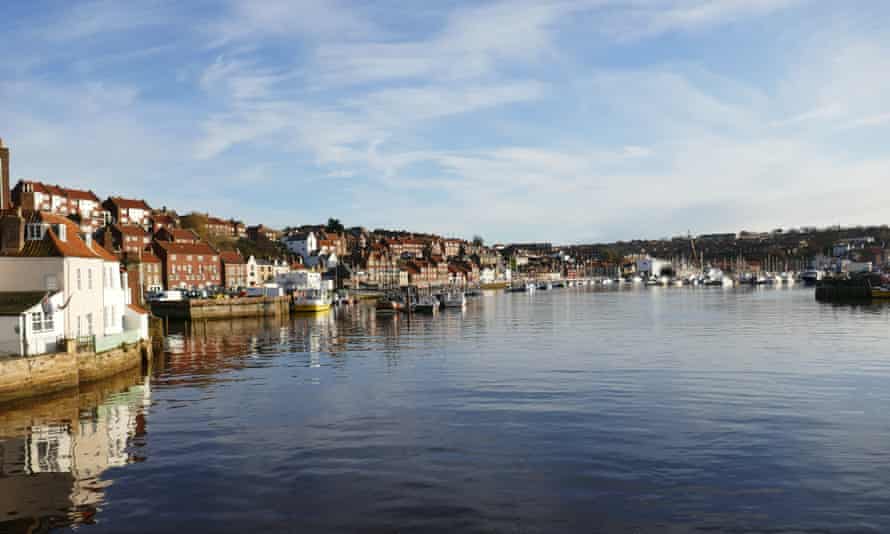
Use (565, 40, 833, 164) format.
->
(152, 240, 221, 290)
(10, 180, 106, 232)
(0, 209, 148, 356)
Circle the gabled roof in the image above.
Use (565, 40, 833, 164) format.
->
(219, 250, 245, 264)
(0, 211, 103, 259)
(63, 187, 100, 202)
(114, 224, 148, 237)
(0, 291, 56, 316)
(108, 196, 151, 211)
(153, 240, 218, 256)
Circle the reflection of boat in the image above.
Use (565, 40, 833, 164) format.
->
(376, 292, 405, 313)
(872, 287, 890, 299)
(293, 290, 332, 312)
(442, 291, 466, 309)
(412, 295, 439, 313)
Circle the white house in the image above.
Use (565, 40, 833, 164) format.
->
(0, 210, 148, 356)
(282, 231, 317, 258)
(0, 291, 65, 356)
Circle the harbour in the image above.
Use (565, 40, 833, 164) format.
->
(2, 286, 889, 532)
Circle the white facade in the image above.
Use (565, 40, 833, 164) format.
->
(0, 292, 65, 357)
(283, 232, 317, 258)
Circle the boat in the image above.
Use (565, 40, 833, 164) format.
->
(465, 288, 482, 297)
(411, 295, 439, 313)
(538, 281, 553, 290)
(293, 289, 333, 312)
(800, 270, 823, 287)
(631, 276, 643, 284)
(601, 278, 613, 285)
(442, 291, 466, 309)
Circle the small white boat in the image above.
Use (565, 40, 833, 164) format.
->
(293, 289, 333, 312)
(412, 295, 439, 313)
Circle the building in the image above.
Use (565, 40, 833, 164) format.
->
(11, 180, 106, 232)
(283, 231, 317, 257)
(0, 291, 66, 356)
(103, 224, 151, 258)
(103, 197, 151, 228)
(139, 251, 163, 294)
(0, 209, 145, 356)
(443, 238, 464, 259)
(154, 227, 200, 244)
(247, 225, 280, 242)
(152, 240, 221, 290)
(246, 257, 289, 286)
(0, 138, 9, 210)
(149, 210, 179, 232)
(220, 250, 248, 289)
(383, 237, 425, 258)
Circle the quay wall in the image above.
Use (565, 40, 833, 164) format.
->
(0, 341, 151, 405)
(150, 296, 290, 320)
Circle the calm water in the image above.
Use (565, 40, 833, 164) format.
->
(2, 286, 890, 533)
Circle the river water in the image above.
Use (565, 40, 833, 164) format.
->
(2, 286, 889, 533)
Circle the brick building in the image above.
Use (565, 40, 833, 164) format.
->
(154, 227, 200, 244)
(0, 138, 9, 210)
(152, 240, 221, 290)
(104, 197, 151, 228)
(220, 250, 248, 289)
(104, 224, 151, 258)
(11, 180, 105, 232)
(247, 224, 280, 242)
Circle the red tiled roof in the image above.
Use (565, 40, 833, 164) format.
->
(109, 197, 151, 211)
(153, 240, 218, 256)
(115, 224, 148, 237)
(168, 228, 199, 241)
(0, 211, 105, 259)
(91, 241, 120, 262)
(219, 251, 245, 264)
(63, 187, 100, 202)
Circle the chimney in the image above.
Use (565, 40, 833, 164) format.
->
(0, 208, 24, 254)
(0, 138, 9, 210)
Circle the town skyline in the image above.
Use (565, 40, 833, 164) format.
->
(5, 1, 890, 242)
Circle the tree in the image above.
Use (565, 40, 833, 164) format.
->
(472, 235, 484, 247)
(326, 218, 345, 233)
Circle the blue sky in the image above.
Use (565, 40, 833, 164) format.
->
(4, 0, 890, 243)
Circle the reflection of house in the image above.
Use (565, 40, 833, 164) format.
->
(0, 377, 151, 529)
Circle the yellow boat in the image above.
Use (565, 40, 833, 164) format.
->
(293, 290, 333, 312)
(872, 288, 890, 299)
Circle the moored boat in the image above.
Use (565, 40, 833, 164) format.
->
(293, 289, 333, 312)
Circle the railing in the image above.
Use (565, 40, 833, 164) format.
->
(75, 335, 95, 353)
(94, 330, 142, 353)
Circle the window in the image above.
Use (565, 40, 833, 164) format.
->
(32, 312, 42, 331)
(111, 305, 116, 327)
(87, 269, 93, 290)
(104, 307, 109, 328)
(76, 269, 82, 290)
(85, 313, 93, 336)
(26, 223, 45, 241)
(43, 312, 54, 331)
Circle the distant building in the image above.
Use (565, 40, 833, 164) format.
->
(247, 225, 280, 242)
(220, 250, 247, 289)
(283, 231, 317, 257)
(11, 180, 106, 233)
(103, 197, 151, 228)
(0, 138, 9, 210)
(103, 224, 151, 258)
(152, 240, 220, 290)
(153, 227, 200, 244)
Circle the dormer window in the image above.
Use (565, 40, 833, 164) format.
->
(26, 223, 46, 241)
(51, 223, 66, 242)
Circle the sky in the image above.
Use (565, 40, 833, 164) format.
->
(3, 0, 890, 244)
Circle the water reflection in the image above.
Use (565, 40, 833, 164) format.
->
(0, 369, 149, 532)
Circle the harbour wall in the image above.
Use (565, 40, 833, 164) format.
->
(0, 341, 152, 405)
(150, 296, 291, 320)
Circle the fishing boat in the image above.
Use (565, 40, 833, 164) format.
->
(412, 295, 439, 313)
(442, 291, 466, 309)
(293, 289, 333, 312)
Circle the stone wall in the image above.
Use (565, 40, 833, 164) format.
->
(0, 341, 151, 405)
(150, 296, 290, 320)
